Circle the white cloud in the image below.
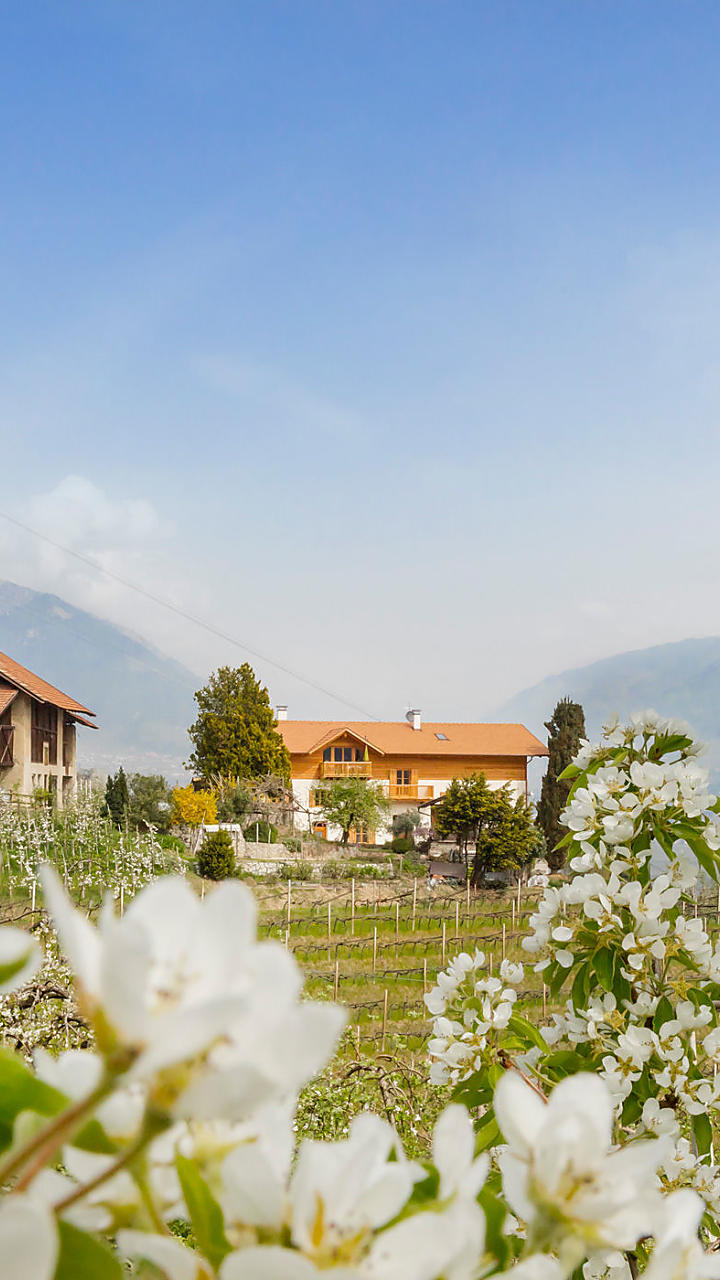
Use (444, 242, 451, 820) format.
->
(0, 476, 191, 661)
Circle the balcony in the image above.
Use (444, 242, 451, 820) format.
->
(321, 760, 374, 779)
(0, 725, 14, 768)
(388, 783, 434, 801)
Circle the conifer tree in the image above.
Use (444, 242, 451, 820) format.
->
(104, 766, 129, 828)
(188, 665, 291, 783)
(537, 697, 587, 869)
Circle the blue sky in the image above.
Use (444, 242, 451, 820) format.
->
(3, 2, 720, 720)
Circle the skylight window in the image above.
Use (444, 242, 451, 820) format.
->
(435, 732, 449, 740)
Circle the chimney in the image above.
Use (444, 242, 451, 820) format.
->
(276, 705, 288, 722)
(406, 708, 422, 731)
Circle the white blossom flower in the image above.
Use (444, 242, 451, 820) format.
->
(495, 1071, 665, 1270)
(0, 1195, 58, 1280)
(644, 1189, 720, 1280)
(0, 925, 41, 994)
(41, 868, 345, 1119)
(432, 1104, 488, 1201)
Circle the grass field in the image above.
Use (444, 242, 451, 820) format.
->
(252, 877, 545, 1057)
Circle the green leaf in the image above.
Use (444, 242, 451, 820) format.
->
(176, 1153, 231, 1271)
(0, 1049, 67, 1153)
(592, 946, 615, 992)
(653, 996, 674, 1031)
(479, 1184, 513, 1267)
(508, 1013, 549, 1051)
(693, 1110, 713, 1157)
(571, 961, 590, 1009)
(474, 1111, 501, 1151)
(54, 1221, 123, 1280)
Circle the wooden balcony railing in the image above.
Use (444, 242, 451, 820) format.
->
(321, 760, 375, 779)
(388, 783, 434, 801)
(0, 725, 14, 769)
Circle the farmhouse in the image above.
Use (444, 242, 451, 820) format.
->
(0, 650, 97, 807)
(277, 707, 547, 842)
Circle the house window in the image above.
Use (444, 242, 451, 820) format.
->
(323, 748, 331, 761)
(396, 770, 411, 786)
(435, 732, 449, 741)
(31, 702, 57, 765)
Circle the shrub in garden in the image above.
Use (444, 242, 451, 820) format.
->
(278, 860, 313, 881)
(197, 829, 235, 879)
(390, 834, 414, 854)
(283, 834, 302, 853)
(243, 818, 278, 843)
(4, 713, 720, 1279)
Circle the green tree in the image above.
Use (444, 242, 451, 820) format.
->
(198, 829, 235, 880)
(537, 697, 587, 870)
(127, 774, 172, 833)
(104, 767, 129, 827)
(473, 796, 541, 887)
(187, 665, 291, 783)
(392, 810, 421, 840)
(433, 774, 494, 859)
(318, 778, 390, 846)
(434, 773, 540, 886)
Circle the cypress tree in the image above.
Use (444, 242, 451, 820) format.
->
(537, 698, 587, 869)
(105, 766, 129, 828)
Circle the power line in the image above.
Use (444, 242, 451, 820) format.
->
(0, 510, 380, 720)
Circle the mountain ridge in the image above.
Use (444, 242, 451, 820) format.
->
(495, 635, 720, 782)
(0, 581, 198, 778)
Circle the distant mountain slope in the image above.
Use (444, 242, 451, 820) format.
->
(496, 637, 720, 780)
(0, 581, 198, 777)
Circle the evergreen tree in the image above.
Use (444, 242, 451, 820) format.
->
(104, 767, 129, 828)
(187, 665, 291, 783)
(537, 697, 587, 869)
(434, 773, 539, 885)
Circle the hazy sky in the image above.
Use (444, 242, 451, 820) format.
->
(3, 2, 720, 722)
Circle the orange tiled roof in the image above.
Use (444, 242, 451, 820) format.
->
(0, 683, 18, 716)
(0, 651, 95, 717)
(278, 720, 547, 758)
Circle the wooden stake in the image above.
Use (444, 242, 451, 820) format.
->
(412, 878, 417, 931)
(455, 899, 459, 940)
(287, 880, 292, 929)
(442, 920, 446, 966)
(373, 926, 377, 973)
(423, 957, 428, 993)
(284, 927, 289, 949)
(201, 880, 205, 900)
(466, 877, 470, 914)
(502, 921, 506, 961)
(395, 901, 400, 948)
(351, 878, 355, 936)
(120, 885, 124, 917)
(334, 960, 339, 1001)
(382, 988, 388, 1051)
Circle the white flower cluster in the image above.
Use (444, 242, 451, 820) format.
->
(424, 949, 524, 1085)
(3, 736, 720, 1280)
(0, 871, 484, 1280)
(422, 714, 720, 1275)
